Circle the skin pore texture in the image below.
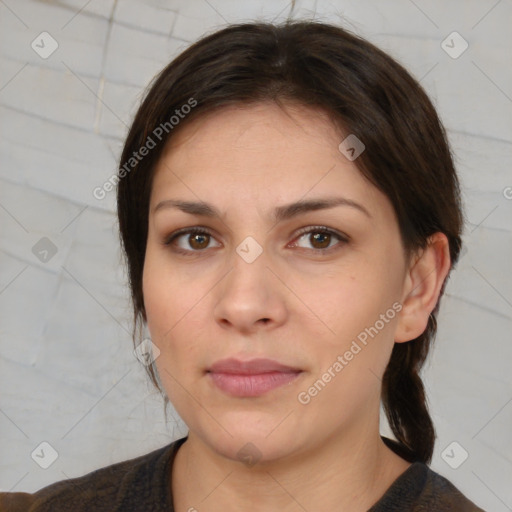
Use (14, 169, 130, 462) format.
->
(142, 102, 451, 512)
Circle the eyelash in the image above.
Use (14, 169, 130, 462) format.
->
(162, 225, 349, 256)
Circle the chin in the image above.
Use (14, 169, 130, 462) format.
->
(199, 423, 302, 466)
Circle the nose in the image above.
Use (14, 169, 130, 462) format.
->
(213, 245, 288, 334)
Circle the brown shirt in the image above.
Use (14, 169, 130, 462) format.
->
(0, 436, 486, 511)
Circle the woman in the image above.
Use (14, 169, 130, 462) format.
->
(0, 19, 486, 511)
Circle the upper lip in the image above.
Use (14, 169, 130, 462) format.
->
(208, 358, 302, 375)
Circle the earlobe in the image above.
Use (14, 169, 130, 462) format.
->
(394, 233, 451, 343)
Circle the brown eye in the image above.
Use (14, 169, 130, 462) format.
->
(164, 227, 221, 254)
(188, 233, 210, 250)
(291, 226, 348, 253)
(309, 232, 332, 249)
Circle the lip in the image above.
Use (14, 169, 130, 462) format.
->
(207, 358, 303, 397)
(209, 357, 301, 374)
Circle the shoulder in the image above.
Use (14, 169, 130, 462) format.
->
(370, 461, 487, 511)
(0, 440, 180, 512)
(419, 464, 486, 511)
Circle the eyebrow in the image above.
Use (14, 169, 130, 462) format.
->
(153, 196, 372, 221)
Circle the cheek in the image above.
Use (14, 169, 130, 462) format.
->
(142, 252, 209, 364)
(143, 247, 188, 325)
(143, 251, 181, 346)
(297, 266, 396, 343)
(294, 256, 402, 387)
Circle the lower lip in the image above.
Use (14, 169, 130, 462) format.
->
(208, 371, 301, 397)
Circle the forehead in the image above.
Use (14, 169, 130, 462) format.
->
(160, 101, 344, 166)
(149, 102, 389, 220)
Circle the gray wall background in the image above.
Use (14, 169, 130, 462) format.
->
(0, 1, 511, 510)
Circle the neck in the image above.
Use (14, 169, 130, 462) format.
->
(171, 421, 411, 512)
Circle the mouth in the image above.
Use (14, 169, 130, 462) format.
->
(207, 358, 303, 397)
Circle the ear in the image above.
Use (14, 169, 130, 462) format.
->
(394, 233, 451, 343)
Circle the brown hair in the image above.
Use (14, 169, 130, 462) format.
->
(116, 19, 463, 464)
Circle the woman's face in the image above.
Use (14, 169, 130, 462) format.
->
(143, 102, 411, 463)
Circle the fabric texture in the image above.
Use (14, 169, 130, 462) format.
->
(0, 436, 486, 511)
